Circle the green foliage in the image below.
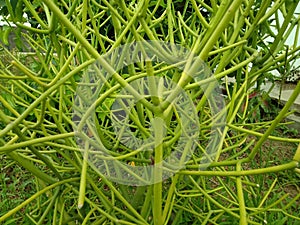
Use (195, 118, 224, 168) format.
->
(244, 91, 280, 123)
(0, 0, 300, 224)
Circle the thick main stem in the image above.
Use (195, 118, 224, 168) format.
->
(153, 116, 164, 225)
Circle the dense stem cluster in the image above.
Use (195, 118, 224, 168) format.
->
(0, 0, 299, 224)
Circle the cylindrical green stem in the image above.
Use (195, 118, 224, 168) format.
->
(236, 163, 247, 225)
(153, 116, 164, 225)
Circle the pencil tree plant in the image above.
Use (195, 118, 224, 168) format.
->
(0, 0, 299, 224)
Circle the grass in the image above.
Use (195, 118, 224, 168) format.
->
(0, 155, 36, 224)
